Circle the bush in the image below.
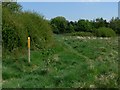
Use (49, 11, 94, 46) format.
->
(51, 16, 68, 34)
(95, 27, 116, 37)
(2, 7, 54, 53)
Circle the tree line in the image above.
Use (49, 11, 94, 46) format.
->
(50, 16, 120, 36)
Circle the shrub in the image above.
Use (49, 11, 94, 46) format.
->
(95, 27, 116, 37)
(2, 7, 54, 53)
(50, 16, 68, 34)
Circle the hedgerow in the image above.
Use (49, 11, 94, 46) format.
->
(2, 6, 53, 53)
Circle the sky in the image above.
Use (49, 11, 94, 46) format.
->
(17, 0, 119, 2)
(19, 2, 118, 22)
(118, 2, 120, 18)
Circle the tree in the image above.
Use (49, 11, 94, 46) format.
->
(92, 18, 108, 28)
(109, 17, 120, 34)
(66, 22, 74, 33)
(50, 16, 68, 34)
(76, 19, 93, 32)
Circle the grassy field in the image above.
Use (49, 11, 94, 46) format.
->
(2, 35, 118, 88)
(0, 45, 2, 89)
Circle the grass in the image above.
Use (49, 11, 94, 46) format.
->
(0, 45, 2, 89)
(2, 35, 118, 88)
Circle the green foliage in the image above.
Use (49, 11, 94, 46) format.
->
(109, 17, 120, 34)
(0, 3, 2, 44)
(18, 11, 54, 49)
(2, 3, 53, 53)
(66, 23, 74, 33)
(50, 16, 119, 36)
(51, 16, 68, 34)
(76, 19, 93, 32)
(2, 2, 22, 12)
(92, 18, 108, 28)
(67, 32, 94, 36)
(2, 8, 21, 51)
(95, 27, 116, 37)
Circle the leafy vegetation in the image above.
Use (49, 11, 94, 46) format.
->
(95, 27, 116, 37)
(76, 19, 93, 32)
(51, 16, 68, 34)
(109, 17, 120, 34)
(2, 2, 22, 12)
(2, 2, 53, 54)
(50, 16, 119, 36)
(2, 35, 118, 88)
